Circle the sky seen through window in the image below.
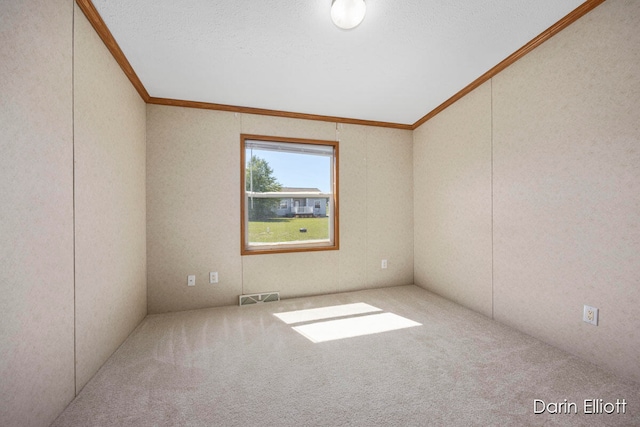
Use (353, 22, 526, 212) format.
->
(248, 149, 331, 193)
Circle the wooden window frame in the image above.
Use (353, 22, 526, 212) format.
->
(240, 134, 339, 255)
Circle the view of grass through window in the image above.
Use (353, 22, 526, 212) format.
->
(248, 216, 329, 243)
(241, 135, 338, 254)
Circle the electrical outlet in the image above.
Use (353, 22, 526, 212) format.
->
(381, 259, 388, 269)
(187, 275, 196, 287)
(209, 272, 218, 284)
(583, 305, 598, 326)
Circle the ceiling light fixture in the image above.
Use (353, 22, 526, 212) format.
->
(331, 0, 366, 30)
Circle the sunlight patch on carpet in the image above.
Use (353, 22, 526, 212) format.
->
(274, 303, 422, 343)
(273, 302, 382, 324)
(291, 312, 421, 343)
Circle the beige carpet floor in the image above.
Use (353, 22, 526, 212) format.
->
(52, 285, 640, 426)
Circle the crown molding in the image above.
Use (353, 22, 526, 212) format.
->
(147, 97, 412, 130)
(76, 0, 605, 131)
(76, 0, 150, 101)
(410, 0, 606, 130)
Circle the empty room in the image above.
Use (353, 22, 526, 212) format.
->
(2, 0, 639, 425)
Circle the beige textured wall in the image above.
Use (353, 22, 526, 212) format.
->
(146, 107, 413, 313)
(413, 82, 493, 317)
(73, 4, 147, 392)
(146, 107, 242, 312)
(340, 124, 414, 292)
(0, 1, 75, 426)
(492, 0, 640, 382)
(414, 0, 640, 382)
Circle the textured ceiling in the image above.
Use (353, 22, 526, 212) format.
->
(92, 0, 586, 125)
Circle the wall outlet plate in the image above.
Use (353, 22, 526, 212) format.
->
(187, 275, 196, 287)
(210, 272, 218, 284)
(381, 259, 388, 269)
(583, 305, 598, 326)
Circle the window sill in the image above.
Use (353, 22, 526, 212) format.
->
(241, 240, 339, 256)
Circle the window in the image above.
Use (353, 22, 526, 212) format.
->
(241, 134, 339, 255)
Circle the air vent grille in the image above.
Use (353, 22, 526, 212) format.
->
(239, 292, 280, 306)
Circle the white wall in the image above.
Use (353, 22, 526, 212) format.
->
(73, 3, 147, 392)
(146, 107, 414, 313)
(0, 1, 75, 426)
(492, 0, 640, 383)
(414, 0, 640, 382)
(0, 2, 148, 425)
(413, 81, 493, 317)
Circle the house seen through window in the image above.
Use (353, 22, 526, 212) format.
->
(240, 134, 339, 255)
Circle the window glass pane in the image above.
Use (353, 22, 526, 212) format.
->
(241, 136, 338, 254)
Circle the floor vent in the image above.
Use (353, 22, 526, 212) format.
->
(239, 292, 280, 306)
